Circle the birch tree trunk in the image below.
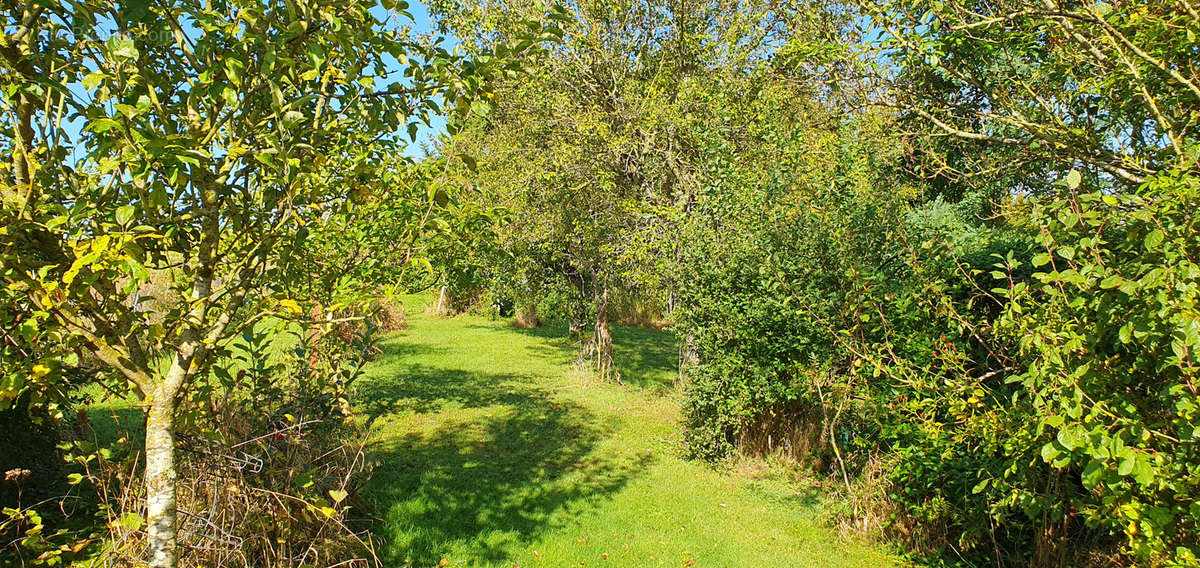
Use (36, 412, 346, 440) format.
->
(144, 394, 178, 568)
(433, 285, 453, 317)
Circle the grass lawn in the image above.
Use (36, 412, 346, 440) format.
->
(354, 297, 903, 568)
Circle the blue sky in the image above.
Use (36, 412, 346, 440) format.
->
(385, 0, 457, 157)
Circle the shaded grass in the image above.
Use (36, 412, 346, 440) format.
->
(355, 298, 903, 567)
(496, 320, 678, 391)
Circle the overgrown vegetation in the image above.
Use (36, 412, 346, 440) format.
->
(1, 0, 554, 565)
(3, 0, 1197, 566)
(432, 0, 1200, 565)
(663, 1, 1200, 565)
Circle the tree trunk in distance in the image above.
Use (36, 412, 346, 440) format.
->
(433, 285, 453, 317)
(594, 283, 619, 384)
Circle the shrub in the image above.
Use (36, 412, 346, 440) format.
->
(989, 172, 1200, 565)
(370, 297, 409, 334)
(22, 313, 386, 568)
(676, 116, 910, 463)
(681, 167, 1200, 565)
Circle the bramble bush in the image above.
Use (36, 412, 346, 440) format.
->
(991, 170, 1200, 564)
(677, 167, 1200, 565)
(673, 0, 1200, 562)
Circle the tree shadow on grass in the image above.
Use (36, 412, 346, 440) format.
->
(355, 363, 539, 420)
(471, 321, 679, 392)
(356, 344, 654, 566)
(610, 324, 677, 391)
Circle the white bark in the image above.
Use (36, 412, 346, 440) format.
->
(433, 285, 453, 316)
(141, 225, 214, 568)
(144, 396, 178, 568)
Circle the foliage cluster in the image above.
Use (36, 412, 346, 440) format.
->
(2, 0, 1197, 565)
(0, 0, 557, 565)
(435, 0, 855, 382)
(669, 0, 1200, 565)
(2, 299, 404, 566)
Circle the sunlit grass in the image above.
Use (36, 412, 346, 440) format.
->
(355, 297, 903, 567)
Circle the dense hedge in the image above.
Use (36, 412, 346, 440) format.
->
(675, 109, 1200, 565)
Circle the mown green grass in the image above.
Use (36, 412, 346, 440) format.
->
(355, 298, 903, 568)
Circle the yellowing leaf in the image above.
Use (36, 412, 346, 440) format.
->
(279, 299, 302, 314)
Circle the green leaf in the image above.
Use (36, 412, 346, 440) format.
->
(1118, 455, 1135, 476)
(88, 118, 122, 133)
(971, 478, 990, 494)
(460, 154, 477, 173)
(433, 188, 449, 207)
(1057, 425, 1086, 450)
(283, 110, 305, 128)
(328, 489, 348, 503)
(1132, 453, 1155, 486)
(119, 512, 142, 531)
(1065, 169, 1081, 189)
(296, 471, 314, 488)
(1099, 275, 1123, 289)
(225, 57, 245, 87)
(1081, 459, 1105, 487)
(115, 206, 135, 226)
(1041, 443, 1062, 464)
(470, 99, 492, 117)
(82, 72, 107, 90)
(1144, 229, 1164, 249)
(105, 37, 139, 61)
(306, 44, 326, 69)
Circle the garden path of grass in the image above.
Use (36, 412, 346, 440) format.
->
(354, 297, 903, 568)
